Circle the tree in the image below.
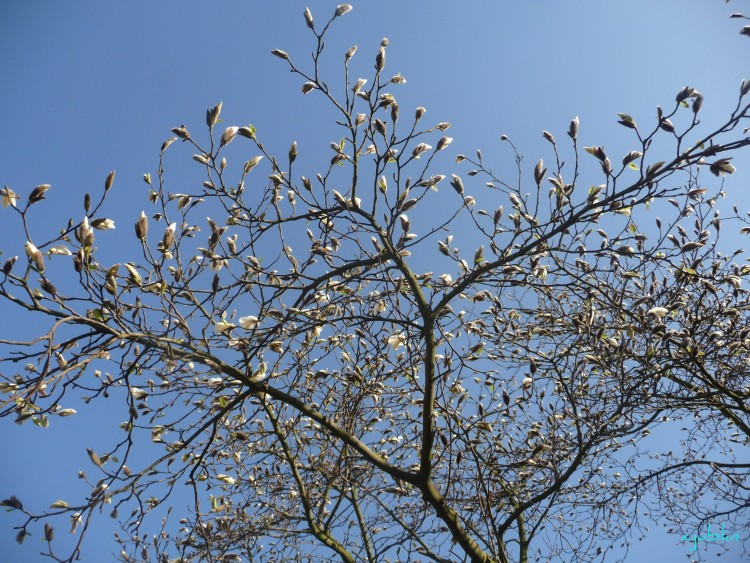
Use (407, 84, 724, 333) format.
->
(1, 3, 750, 562)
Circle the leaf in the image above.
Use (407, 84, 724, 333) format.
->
(645, 162, 665, 177)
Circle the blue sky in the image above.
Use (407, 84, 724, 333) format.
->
(1, 1, 748, 561)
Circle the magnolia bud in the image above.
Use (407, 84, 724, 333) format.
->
(568, 116, 579, 140)
(304, 7, 314, 29)
(29, 184, 51, 203)
(162, 223, 177, 250)
(104, 170, 115, 191)
(135, 211, 148, 240)
(375, 46, 385, 71)
(335, 4, 352, 17)
(3, 256, 17, 275)
(206, 102, 223, 127)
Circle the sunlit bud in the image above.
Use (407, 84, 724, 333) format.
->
(355, 113, 367, 126)
(123, 263, 142, 286)
(568, 116, 579, 140)
(415, 107, 426, 121)
(25, 242, 45, 272)
(244, 155, 263, 174)
(335, 4, 352, 17)
(542, 131, 555, 144)
(288, 141, 298, 164)
(220, 126, 238, 147)
(692, 94, 703, 114)
(1, 186, 18, 208)
(399, 214, 410, 231)
(206, 101, 223, 127)
(90, 482, 108, 499)
(48, 245, 72, 256)
(390, 103, 399, 123)
(163, 222, 177, 250)
(378, 175, 387, 194)
(170, 125, 190, 140)
(374, 119, 387, 137)
(3, 256, 17, 275)
(214, 320, 235, 334)
(40, 278, 58, 296)
(534, 159, 546, 186)
(237, 125, 256, 139)
(28, 184, 51, 203)
(709, 158, 736, 176)
(301, 81, 316, 94)
(303, 7, 314, 29)
(104, 170, 115, 191)
(353, 78, 367, 94)
(390, 73, 406, 84)
(345, 45, 358, 61)
(135, 211, 148, 240)
(436, 122, 451, 131)
(91, 218, 115, 230)
(436, 136, 453, 152)
(271, 49, 289, 60)
(375, 46, 386, 71)
(70, 513, 82, 534)
(450, 174, 464, 195)
(412, 143, 432, 159)
(73, 250, 84, 272)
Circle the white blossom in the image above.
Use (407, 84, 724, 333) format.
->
(239, 316, 259, 330)
(214, 320, 235, 334)
(1, 187, 18, 208)
(647, 306, 669, 319)
(388, 332, 406, 350)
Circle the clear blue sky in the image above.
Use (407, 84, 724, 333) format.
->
(1, 1, 748, 561)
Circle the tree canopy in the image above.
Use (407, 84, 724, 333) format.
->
(2, 3, 750, 562)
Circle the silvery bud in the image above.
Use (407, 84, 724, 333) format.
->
(206, 102, 223, 127)
(135, 211, 148, 240)
(375, 46, 385, 71)
(29, 184, 51, 204)
(335, 4, 352, 17)
(104, 170, 115, 191)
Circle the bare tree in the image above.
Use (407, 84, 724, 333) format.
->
(2, 4, 750, 562)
